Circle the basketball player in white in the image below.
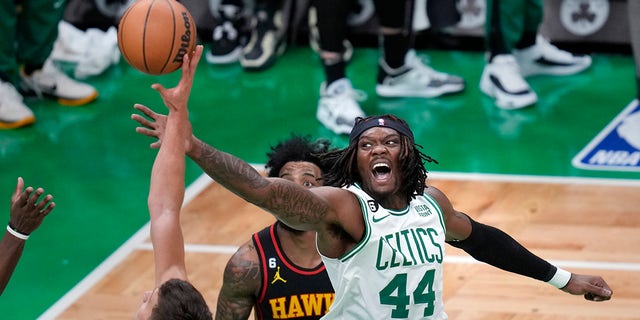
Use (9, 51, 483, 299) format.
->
(134, 48, 613, 319)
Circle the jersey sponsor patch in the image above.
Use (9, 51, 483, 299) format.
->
(572, 99, 640, 172)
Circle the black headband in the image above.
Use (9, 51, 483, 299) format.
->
(349, 117, 415, 144)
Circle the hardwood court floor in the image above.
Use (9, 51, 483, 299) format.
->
(53, 175, 640, 320)
(2, 46, 637, 318)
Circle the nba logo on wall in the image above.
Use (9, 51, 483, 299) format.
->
(572, 100, 640, 172)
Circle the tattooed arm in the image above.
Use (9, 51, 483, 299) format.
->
(215, 240, 260, 320)
(133, 106, 335, 230)
(187, 136, 340, 231)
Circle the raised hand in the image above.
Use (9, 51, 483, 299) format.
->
(132, 104, 168, 149)
(131, 45, 203, 150)
(9, 177, 55, 236)
(151, 45, 203, 113)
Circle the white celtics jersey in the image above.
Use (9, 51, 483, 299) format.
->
(321, 184, 448, 320)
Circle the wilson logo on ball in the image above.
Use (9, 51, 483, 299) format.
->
(173, 12, 194, 64)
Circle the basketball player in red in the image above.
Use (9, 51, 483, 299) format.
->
(216, 135, 335, 319)
(133, 102, 337, 319)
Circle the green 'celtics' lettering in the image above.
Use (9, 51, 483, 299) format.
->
(376, 227, 443, 270)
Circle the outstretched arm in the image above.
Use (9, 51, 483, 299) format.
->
(0, 177, 55, 295)
(146, 45, 202, 286)
(429, 186, 613, 302)
(133, 100, 335, 233)
(187, 137, 330, 229)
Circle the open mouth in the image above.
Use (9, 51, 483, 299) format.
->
(372, 163, 391, 181)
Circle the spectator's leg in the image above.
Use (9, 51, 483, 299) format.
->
(0, 0, 19, 83)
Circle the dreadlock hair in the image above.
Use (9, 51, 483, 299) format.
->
(151, 279, 212, 320)
(265, 134, 334, 178)
(322, 115, 438, 203)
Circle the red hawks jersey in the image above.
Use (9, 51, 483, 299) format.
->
(252, 223, 335, 319)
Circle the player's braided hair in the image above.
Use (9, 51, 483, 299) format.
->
(322, 115, 438, 203)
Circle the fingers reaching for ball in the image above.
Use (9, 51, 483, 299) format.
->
(179, 45, 203, 84)
(117, 0, 197, 75)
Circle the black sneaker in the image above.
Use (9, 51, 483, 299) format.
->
(240, 5, 287, 71)
(206, 5, 247, 65)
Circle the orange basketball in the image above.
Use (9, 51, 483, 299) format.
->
(117, 0, 197, 75)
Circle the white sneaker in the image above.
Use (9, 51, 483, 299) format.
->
(514, 35, 592, 77)
(316, 78, 366, 135)
(376, 50, 465, 98)
(480, 54, 537, 110)
(20, 59, 98, 106)
(0, 80, 35, 129)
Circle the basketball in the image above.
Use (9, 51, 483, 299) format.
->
(117, 0, 197, 75)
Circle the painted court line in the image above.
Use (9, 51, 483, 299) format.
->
(136, 242, 240, 254)
(429, 171, 640, 187)
(135, 243, 640, 272)
(444, 255, 640, 272)
(38, 170, 639, 319)
(38, 173, 214, 320)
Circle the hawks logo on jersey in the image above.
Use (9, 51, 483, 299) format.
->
(253, 223, 335, 319)
(267, 293, 335, 319)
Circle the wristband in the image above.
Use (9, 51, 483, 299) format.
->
(6, 225, 29, 240)
(547, 267, 571, 289)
